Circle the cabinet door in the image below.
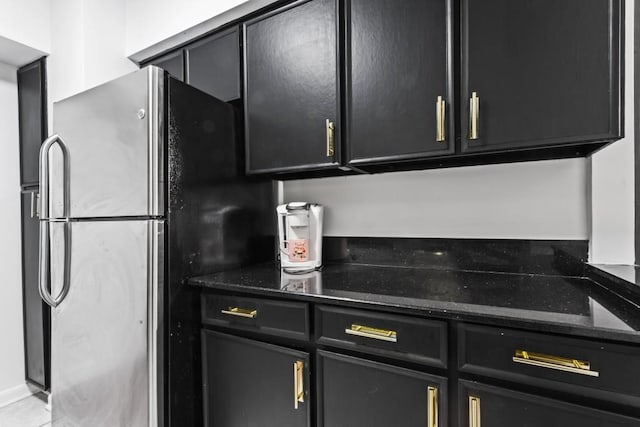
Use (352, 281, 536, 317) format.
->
(18, 58, 47, 187)
(186, 27, 240, 101)
(202, 331, 311, 427)
(319, 350, 447, 427)
(346, 0, 453, 165)
(461, 0, 621, 153)
(21, 189, 49, 389)
(244, 0, 341, 174)
(460, 381, 640, 427)
(150, 50, 184, 81)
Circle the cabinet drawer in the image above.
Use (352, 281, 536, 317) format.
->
(316, 306, 447, 368)
(459, 324, 640, 406)
(201, 293, 309, 340)
(459, 380, 640, 427)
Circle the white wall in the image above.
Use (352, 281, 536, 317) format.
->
(48, 0, 137, 130)
(0, 0, 50, 54)
(0, 62, 28, 404)
(125, 0, 248, 56)
(284, 159, 589, 239)
(589, 0, 635, 264)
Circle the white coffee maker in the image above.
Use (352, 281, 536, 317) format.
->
(276, 202, 324, 273)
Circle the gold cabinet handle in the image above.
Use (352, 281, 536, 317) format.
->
(436, 96, 446, 142)
(345, 324, 397, 343)
(469, 92, 479, 140)
(326, 119, 335, 157)
(469, 396, 481, 427)
(220, 307, 257, 319)
(293, 360, 304, 409)
(513, 349, 599, 377)
(427, 386, 438, 427)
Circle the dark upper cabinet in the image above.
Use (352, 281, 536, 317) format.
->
(461, 0, 622, 153)
(18, 58, 47, 187)
(21, 189, 49, 389)
(186, 27, 241, 101)
(150, 50, 184, 81)
(346, 0, 453, 165)
(202, 330, 311, 427)
(319, 351, 447, 427)
(244, 0, 341, 174)
(460, 381, 640, 427)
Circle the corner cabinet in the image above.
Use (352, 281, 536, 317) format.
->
(243, 0, 342, 174)
(346, 0, 454, 165)
(461, 0, 622, 153)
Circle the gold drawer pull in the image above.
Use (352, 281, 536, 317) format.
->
(221, 307, 257, 319)
(293, 360, 304, 409)
(469, 395, 481, 427)
(427, 386, 438, 427)
(513, 349, 599, 377)
(345, 324, 397, 343)
(436, 96, 446, 142)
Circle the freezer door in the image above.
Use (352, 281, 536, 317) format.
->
(47, 67, 164, 219)
(48, 220, 164, 427)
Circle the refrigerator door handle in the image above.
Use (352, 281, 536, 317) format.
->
(39, 134, 71, 308)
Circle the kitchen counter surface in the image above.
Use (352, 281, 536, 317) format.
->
(189, 262, 640, 344)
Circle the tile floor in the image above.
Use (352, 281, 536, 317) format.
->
(0, 393, 50, 427)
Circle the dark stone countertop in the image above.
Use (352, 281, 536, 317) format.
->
(189, 262, 640, 344)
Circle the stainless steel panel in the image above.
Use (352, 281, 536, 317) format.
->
(49, 220, 164, 426)
(49, 67, 164, 219)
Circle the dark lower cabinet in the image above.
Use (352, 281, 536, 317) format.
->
(461, 0, 622, 153)
(319, 350, 447, 427)
(202, 330, 311, 427)
(459, 381, 640, 427)
(18, 58, 47, 188)
(346, 0, 453, 165)
(243, 0, 341, 174)
(21, 189, 49, 389)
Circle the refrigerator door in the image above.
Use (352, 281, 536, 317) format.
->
(46, 66, 164, 220)
(48, 219, 164, 427)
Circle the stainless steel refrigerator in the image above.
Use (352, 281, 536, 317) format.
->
(38, 66, 275, 426)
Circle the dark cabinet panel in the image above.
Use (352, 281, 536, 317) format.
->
(186, 27, 241, 101)
(202, 330, 311, 427)
(21, 189, 48, 389)
(319, 350, 447, 427)
(18, 58, 47, 187)
(459, 381, 640, 427)
(346, 0, 453, 165)
(150, 50, 184, 81)
(461, 0, 622, 153)
(244, 0, 341, 174)
(458, 324, 640, 407)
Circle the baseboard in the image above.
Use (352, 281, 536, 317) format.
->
(0, 383, 38, 408)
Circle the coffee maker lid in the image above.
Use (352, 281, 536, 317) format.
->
(286, 202, 309, 211)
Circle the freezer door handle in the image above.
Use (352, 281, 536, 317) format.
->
(39, 221, 71, 308)
(39, 134, 69, 220)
